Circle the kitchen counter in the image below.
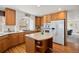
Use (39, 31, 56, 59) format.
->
(25, 32, 53, 53)
(25, 32, 53, 41)
(0, 31, 23, 36)
(0, 29, 40, 36)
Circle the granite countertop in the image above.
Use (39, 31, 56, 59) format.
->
(0, 30, 40, 36)
(0, 31, 23, 36)
(25, 32, 53, 41)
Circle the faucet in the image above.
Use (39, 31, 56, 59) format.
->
(8, 28, 11, 32)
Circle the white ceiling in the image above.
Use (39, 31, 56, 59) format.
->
(0, 5, 79, 16)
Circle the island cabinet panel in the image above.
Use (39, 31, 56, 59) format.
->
(35, 38, 53, 53)
(5, 8, 16, 25)
(25, 37, 35, 53)
(25, 32, 53, 53)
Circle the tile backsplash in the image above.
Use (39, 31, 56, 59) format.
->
(0, 24, 2, 32)
(3, 25, 16, 32)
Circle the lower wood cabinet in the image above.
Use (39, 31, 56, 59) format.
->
(0, 35, 9, 52)
(0, 32, 25, 53)
(0, 31, 38, 53)
(0, 40, 3, 52)
(8, 33, 19, 47)
(18, 32, 25, 43)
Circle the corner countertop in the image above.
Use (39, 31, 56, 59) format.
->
(0, 31, 23, 36)
(0, 30, 40, 37)
(25, 32, 53, 41)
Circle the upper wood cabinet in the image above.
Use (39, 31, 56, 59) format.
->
(40, 16, 44, 26)
(42, 15, 51, 23)
(35, 17, 41, 26)
(5, 8, 16, 25)
(45, 15, 51, 23)
(51, 13, 58, 20)
(47, 15, 51, 22)
(57, 12, 66, 20)
(43, 16, 47, 23)
(51, 11, 66, 21)
(35, 17, 42, 30)
(35, 11, 66, 27)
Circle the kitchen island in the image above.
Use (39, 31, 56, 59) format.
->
(25, 32, 53, 53)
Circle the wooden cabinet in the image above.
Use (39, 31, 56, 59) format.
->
(0, 35, 9, 52)
(25, 37, 35, 53)
(35, 17, 41, 30)
(8, 33, 19, 46)
(51, 11, 66, 21)
(47, 15, 51, 23)
(35, 17, 41, 26)
(0, 37, 3, 52)
(18, 32, 25, 44)
(2, 36, 9, 52)
(51, 13, 58, 20)
(0, 32, 27, 53)
(58, 12, 65, 20)
(41, 16, 44, 26)
(42, 15, 51, 24)
(35, 38, 52, 53)
(43, 16, 48, 23)
(25, 37, 53, 53)
(0, 40, 2, 52)
(5, 8, 16, 25)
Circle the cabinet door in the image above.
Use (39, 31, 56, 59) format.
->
(58, 12, 65, 20)
(5, 8, 16, 25)
(0, 35, 9, 52)
(12, 33, 19, 45)
(35, 17, 41, 26)
(35, 17, 41, 30)
(51, 14, 56, 21)
(47, 15, 51, 23)
(42, 16, 47, 23)
(18, 32, 25, 43)
(41, 17, 44, 26)
(0, 40, 3, 52)
(25, 37, 35, 53)
(0, 35, 8, 52)
(8, 33, 19, 46)
(2, 37, 9, 51)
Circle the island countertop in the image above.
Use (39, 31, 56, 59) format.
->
(25, 32, 53, 41)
